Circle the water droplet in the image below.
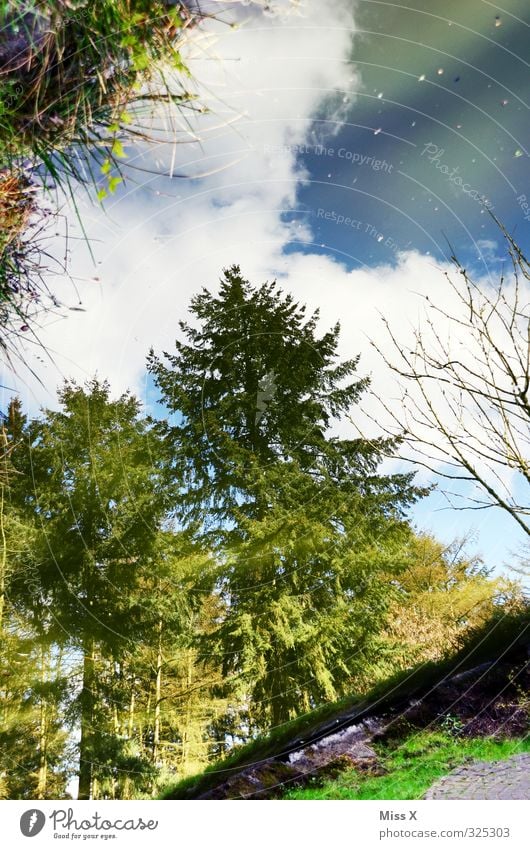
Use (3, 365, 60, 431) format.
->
(377, 234, 384, 242)
(437, 68, 444, 75)
(514, 149, 524, 157)
(377, 91, 383, 99)
(454, 76, 460, 83)
(495, 16, 502, 27)
(327, 173, 332, 178)
(501, 99, 509, 106)
(418, 74, 426, 82)
(374, 127, 382, 135)
(456, 123, 463, 129)
(411, 121, 416, 126)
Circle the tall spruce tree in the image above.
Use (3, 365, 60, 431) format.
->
(148, 266, 427, 727)
(15, 380, 171, 798)
(0, 403, 69, 799)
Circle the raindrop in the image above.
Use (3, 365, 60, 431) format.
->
(327, 173, 332, 178)
(377, 234, 384, 242)
(501, 99, 509, 106)
(456, 123, 463, 129)
(374, 127, 382, 135)
(377, 92, 384, 99)
(437, 68, 444, 75)
(454, 76, 460, 83)
(418, 74, 426, 82)
(495, 16, 502, 27)
(411, 121, 416, 126)
(514, 149, 524, 157)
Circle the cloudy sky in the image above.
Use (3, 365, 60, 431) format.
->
(3, 0, 529, 570)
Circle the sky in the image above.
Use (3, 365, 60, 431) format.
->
(3, 0, 529, 573)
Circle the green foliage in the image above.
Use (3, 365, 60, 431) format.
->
(0, 272, 525, 800)
(0, 1, 205, 353)
(20, 379, 168, 644)
(148, 266, 422, 540)
(1, 383, 228, 798)
(0, 0, 197, 170)
(0, 411, 70, 799)
(149, 266, 427, 728)
(161, 609, 530, 799)
(376, 534, 523, 675)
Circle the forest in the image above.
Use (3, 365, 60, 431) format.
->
(0, 0, 529, 803)
(0, 266, 525, 799)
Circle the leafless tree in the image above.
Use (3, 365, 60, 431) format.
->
(371, 222, 529, 537)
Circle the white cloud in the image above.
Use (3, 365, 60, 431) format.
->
(5, 0, 528, 535)
(4, 0, 359, 409)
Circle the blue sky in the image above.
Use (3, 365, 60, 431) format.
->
(3, 0, 528, 574)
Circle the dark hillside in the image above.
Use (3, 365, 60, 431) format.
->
(161, 611, 530, 799)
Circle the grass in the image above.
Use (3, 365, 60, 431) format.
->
(160, 609, 530, 799)
(286, 731, 530, 800)
(0, 1, 207, 351)
(0, 1, 200, 171)
(0, 169, 58, 359)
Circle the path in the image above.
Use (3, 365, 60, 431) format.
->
(425, 754, 530, 799)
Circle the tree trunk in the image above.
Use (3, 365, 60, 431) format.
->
(78, 640, 95, 800)
(36, 647, 48, 799)
(128, 688, 135, 739)
(153, 620, 163, 764)
(0, 427, 8, 634)
(181, 649, 193, 772)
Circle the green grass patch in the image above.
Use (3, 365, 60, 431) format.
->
(0, 0, 198, 171)
(286, 731, 530, 800)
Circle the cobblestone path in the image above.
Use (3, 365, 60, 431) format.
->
(425, 754, 530, 799)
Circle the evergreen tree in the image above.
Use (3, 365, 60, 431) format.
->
(381, 535, 524, 668)
(148, 266, 427, 726)
(17, 379, 170, 798)
(0, 406, 69, 799)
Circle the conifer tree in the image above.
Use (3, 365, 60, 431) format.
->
(16, 380, 170, 798)
(148, 266, 427, 726)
